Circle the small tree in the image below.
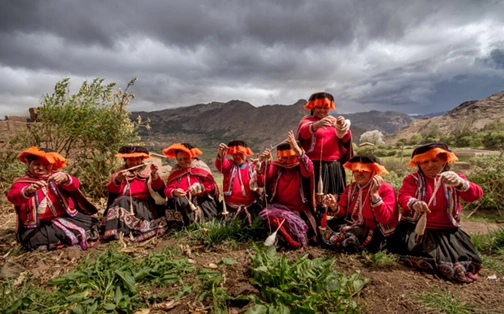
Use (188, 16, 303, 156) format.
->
(408, 134, 422, 145)
(359, 130, 384, 145)
(4, 78, 146, 200)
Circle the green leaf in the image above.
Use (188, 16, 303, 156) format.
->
(87, 301, 98, 314)
(65, 291, 88, 303)
(244, 304, 268, 314)
(114, 286, 123, 304)
(115, 270, 136, 292)
(219, 257, 238, 266)
(103, 303, 116, 310)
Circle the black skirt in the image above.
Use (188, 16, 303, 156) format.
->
(173, 195, 220, 226)
(319, 217, 387, 253)
(101, 195, 168, 242)
(389, 222, 482, 283)
(17, 212, 99, 251)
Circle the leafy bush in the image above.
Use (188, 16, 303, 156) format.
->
(466, 155, 504, 213)
(245, 244, 369, 313)
(0, 78, 145, 200)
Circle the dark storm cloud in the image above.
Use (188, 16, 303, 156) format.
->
(0, 0, 503, 116)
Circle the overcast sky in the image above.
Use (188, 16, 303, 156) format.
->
(1, 0, 503, 118)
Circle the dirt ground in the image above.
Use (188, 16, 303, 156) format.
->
(1, 210, 504, 314)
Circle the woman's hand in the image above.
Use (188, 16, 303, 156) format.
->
(286, 130, 302, 156)
(173, 188, 186, 197)
(150, 163, 159, 178)
(412, 200, 431, 213)
(26, 180, 48, 195)
(47, 172, 69, 184)
(313, 117, 334, 131)
(217, 143, 228, 158)
(259, 149, 271, 162)
(370, 175, 383, 198)
(323, 194, 338, 211)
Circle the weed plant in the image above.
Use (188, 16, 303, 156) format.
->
(1, 246, 197, 313)
(471, 227, 504, 255)
(415, 289, 475, 314)
(179, 216, 267, 247)
(243, 244, 369, 313)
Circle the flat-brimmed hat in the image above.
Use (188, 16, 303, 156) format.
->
(162, 143, 202, 158)
(304, 92, 336, 111)
(115, 145, 150, 159)
(226, 140, 253, 156)
(18, 147, 67, 169)
(343, 155, 388, 175)
(407, 142, 458, 167)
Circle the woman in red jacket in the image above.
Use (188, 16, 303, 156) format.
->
(7, 147, 98, 252)
(101, 145, 168, 242)
(391, 142, 483, 283)
(164, 143, 220, 225)
(319, 155, 398, 252)
(215, 140, 262, 225)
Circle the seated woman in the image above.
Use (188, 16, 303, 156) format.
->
(215, 140, 262, 225)
(101, 146, 168, 242)
(319, 155, 398, 252)
(390, 142, 483, 283)
(257, 131, 317, 248)
(7, 147, 99, 252)
(163, 143, 220, 225)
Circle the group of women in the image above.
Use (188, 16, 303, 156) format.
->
(7, 92, 484, 283)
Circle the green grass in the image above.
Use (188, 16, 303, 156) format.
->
(470, 227, 504, 255)
(415, 290, 475, 314)
(361, 250, 398, 267)
(177, 216, 267, 247)
(480, 255, 504, 276)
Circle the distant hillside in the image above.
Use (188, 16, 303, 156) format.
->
(133, 100, 417, 154)
(384, 91, 504, 144)
(410, 111, 447, 119)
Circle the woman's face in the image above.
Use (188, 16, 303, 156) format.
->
(280, 155, 298, 165)
(352, 170, 373, 186)
(419, 157, 446, 177)
(29, 157, 53, 178)
(176, 151, 192, 169)
(313, 107, 329, 119)
(125, 157, 144, 169)
(232, 152, 246, 166)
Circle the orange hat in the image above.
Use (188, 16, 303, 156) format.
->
(276, 142, 296, 158)
(407, 142, 458, 167)
(304, 92, 335, 111)
(115, 145, 150, 159)
(18, 147, 67, 169)
(343, 155, 388, 175)
(226, 140, 253, 156)
(162, 143, 202, 158)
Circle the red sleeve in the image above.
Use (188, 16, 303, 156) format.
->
(372, 183, 398, 225)
(214, 155, 233, 173)
(335, 185, 351, 218)
(340, 129, 352, 142)
(150, 175, 165, 191)
(457, 173, 483, 202)
(299, 153, 314, 178)
(7, 181, 30, 206)
(60, 174, 79, 192)
(107, 170, 123, 193)
(398, 174, 418, 215)
(298, 121, 314, 140)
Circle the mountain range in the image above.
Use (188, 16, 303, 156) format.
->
(133, 90, 504, 153)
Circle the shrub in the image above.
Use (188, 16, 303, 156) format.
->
(466, 154, 504, 214)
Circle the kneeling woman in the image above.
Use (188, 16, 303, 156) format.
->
(391, 143, 483, 283)
(7, 147, 99, 252)
(319, 155, 398, 252)
(163, 143, 220, 225)
(101, 146, 168, 242)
